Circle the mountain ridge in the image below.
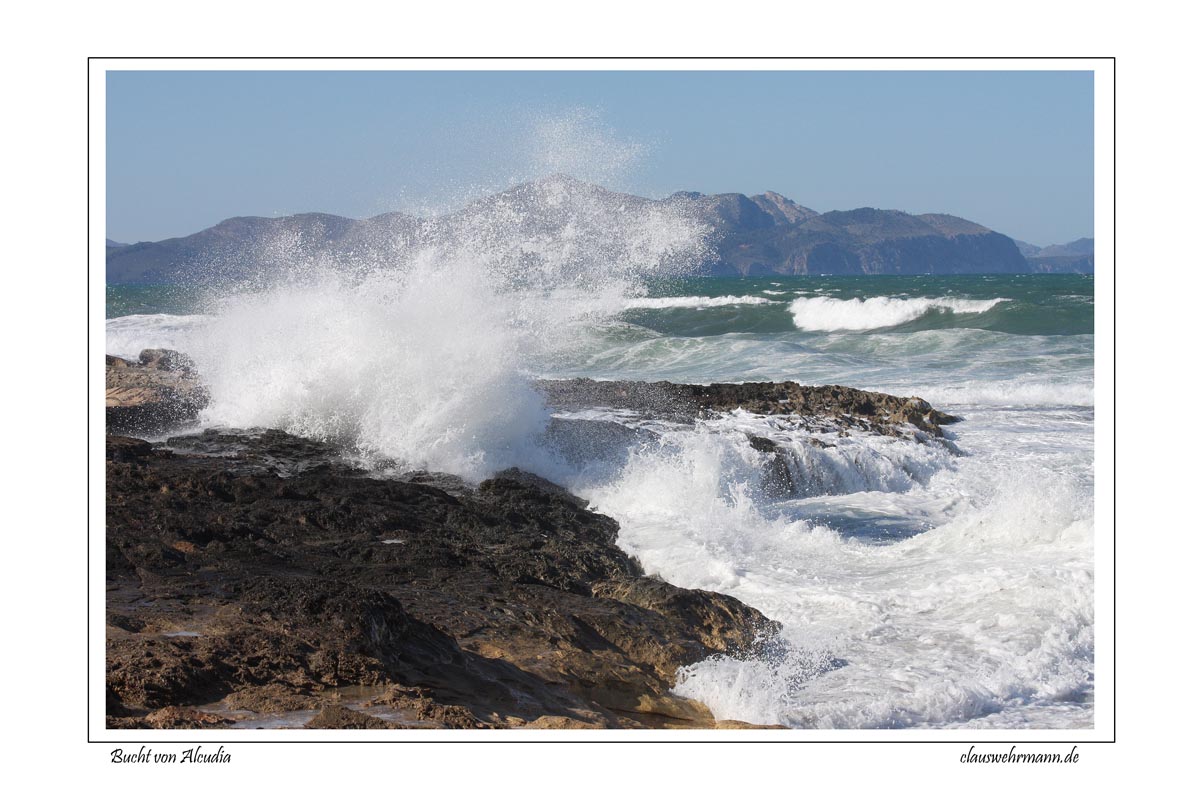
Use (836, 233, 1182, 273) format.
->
(106, 178, 1090, 283)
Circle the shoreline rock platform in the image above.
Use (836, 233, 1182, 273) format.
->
(106, 349, 208, 435)
(104, 350, 960, 729)
(106, 430, 779, 729)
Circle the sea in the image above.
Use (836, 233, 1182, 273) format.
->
(105, 198, 1094, 730)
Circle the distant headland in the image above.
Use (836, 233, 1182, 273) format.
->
(106, 176, 1094, 283)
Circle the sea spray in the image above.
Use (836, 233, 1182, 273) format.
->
(105, 313, 210, 361)
(186, 174, 711, 480)
(106, 268, 1097, 728)
(631, 412, 1095, 729)
(623, 295, 779, 310)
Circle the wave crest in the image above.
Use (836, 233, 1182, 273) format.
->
(623, 295, 778, 310)
(789, 295, 1009, 331)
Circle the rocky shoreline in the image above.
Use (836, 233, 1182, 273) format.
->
(106, 349, 207, 435)
(535, 377, 961, 437)
(105, 350, 960, 729)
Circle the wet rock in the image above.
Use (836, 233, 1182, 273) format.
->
(303, 707, 400, 730)
(536, 378, 960, 437)
(745, 434, 797, 497)
(222, 686, 321, 714)
(106, 348, 208, 434)
(105, 350, 959, 440)
(143, 706, 232, 729)
(367, 685, 491, 729)
(540, 416, 651, 469)
(106, 430, 778, 729)
(523, 715, 607, 729)
(138, 348, 196, 374)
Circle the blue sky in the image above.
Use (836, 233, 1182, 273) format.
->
(107, 70, 1094, 246)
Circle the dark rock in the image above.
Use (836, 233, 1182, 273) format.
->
(366, 685, 490, 729)
(138, 348, 196, 374)
(106, 430, 778, 729)
(143, 706, 231, 729)
(105, 349, 960, 444)
(222, 686, 321, 714)
(106, 348, 207, 434)
(745, 434, 797, 497)
(540, 416, 652, 471)
(303, 707, 399, 730)
(537, 378, 961, 437)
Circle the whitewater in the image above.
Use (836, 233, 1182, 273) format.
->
(105, 181, 1094, 730)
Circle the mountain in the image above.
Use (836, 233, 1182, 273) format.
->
(1013, 240, 1042, 258)
(106, 178, 1056, 283)
(1021, 237, 1094, 274)
(105, 212, 422, 284)
(697, 206, 1025, 276)
(1036, 237, 1094, 258)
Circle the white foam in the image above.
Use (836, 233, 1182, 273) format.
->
(623, 295, 778, 310)
(105, 313, 211, 360)
(919, 380, 1095, 408)
(577, 407, 1093, 729)
(186, 174, 710, 482)
(789, 295, 1009, 331)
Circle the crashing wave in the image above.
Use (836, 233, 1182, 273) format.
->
(789, 295, 1009, 331)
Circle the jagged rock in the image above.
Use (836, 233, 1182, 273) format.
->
(303, 707, 399, 730)
(104, 350, 960, 441)
(103, 353, 961, 731)
(746, 434, 797, 497)
(106, 348, 207, 434)
(143, 706, 231, 729)
(365, 685, 491, 729)
(536, 378, 961, 437)
(106, 431, 778, 729)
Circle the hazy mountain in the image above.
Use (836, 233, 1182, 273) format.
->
(1022, 237, 1094, 274)
(1013, 239, 1043, 258)
(705, 206, 1026, 276)
(1035, 238, 1094, 258)
(107, 177, 1059, 283)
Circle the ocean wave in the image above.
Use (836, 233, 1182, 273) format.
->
(175, 175, 709, 482)
(624, 295, 779, 310)
(919, 380, 1095, 408)
(789, 295, 1009, 331)
(105, 313, 211, 359)
(576, 411, 1093, 729)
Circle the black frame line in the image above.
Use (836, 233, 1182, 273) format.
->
(89, 55, 1116, 745)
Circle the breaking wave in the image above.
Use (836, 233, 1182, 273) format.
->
(184, 174, 710, 480)
(105, 313, 210, 360)
(581, 411, 1094, 729)
(623, 295, 778, 310)
(790, 295, 1010, 331)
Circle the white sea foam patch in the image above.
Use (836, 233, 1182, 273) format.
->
(578, 409, 1093, 729)
(789, 295, 1009, 331)
(623, 295, 778, 310)
(105, 314, 211, 360)
(919, 380, 1095, 408)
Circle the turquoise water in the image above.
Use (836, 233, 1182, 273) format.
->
(536, 275, 1095, 412)
(631, 274, 1093, 336)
